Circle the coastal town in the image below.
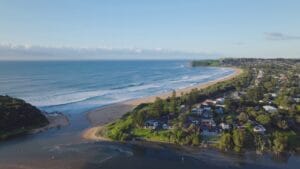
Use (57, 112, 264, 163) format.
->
(1, 1, 300, 168)
(99, 58, 300, 154)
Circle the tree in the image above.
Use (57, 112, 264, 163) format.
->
(172, 127, 185, 144)
(133, 109, 147, 127)
(186, 89, 198, 109)
(0, 95, 49, 139)
(247, 86, 264, 102)
(263, 81, 274, 92)
(218, 133, 232, 151)
(276, 120, 289, 130)
(232, 129, 245, 152)
(254, 134, 266, 153)
(224, 98, 238, 112)
(163, 100, 169, 114)
(169, 90, 178, 114)
(248, 111, 258, 119)
(275, 91, 292, 109)
(272, 132, 288, 154)
(237, 112, 248, 123)
(191, 133, 201, 146)
(150, 97, 164, 118)
(225, 115, 234, 124)
(256, 114, 271, 125)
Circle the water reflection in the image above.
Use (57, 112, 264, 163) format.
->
(79, 142, 299, 169)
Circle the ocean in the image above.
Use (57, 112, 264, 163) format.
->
(0, 60, 234, 114)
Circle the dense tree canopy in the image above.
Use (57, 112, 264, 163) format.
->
(0, 95, 49, 139)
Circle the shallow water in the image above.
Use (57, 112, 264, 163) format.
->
(1, 139, 299, 169)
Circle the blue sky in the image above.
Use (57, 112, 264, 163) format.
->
(0, 0, 300, 60)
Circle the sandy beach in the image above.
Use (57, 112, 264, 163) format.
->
(83, 67, 243, 140)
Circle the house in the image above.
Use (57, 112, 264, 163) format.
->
(294, 98, 300, 103)
(270, 93, 277, 98)
(232, 91, 241, 99)
(201, 130, 218, 136)
(162, 123, 170, 130)
(192, 120, 199, 125)
(203, 106, 211, 111)
(219, 122, 230, 130)
(253, 125, 266, 134)
(255, 70, 264, 85)
(236, 125, 246, 130)
(263, 105, 278, 113)
(187, 116, 201, 125)
(215, 107, 224, 114)
(144, 120, 159, 129)
(257, 70, 264, 79)
(201, 110, 213, 119)
(201, 119, 216, 129)
(191, 108, 198, 114)
(200, 104, 212, 111)
(216, 97, 225, 104)
(191, 108, 203, 116)
(247, 120, 256, 125)
(279, 74, 287, 82)
(255, 106, 260, 111)
(202, 99, 216, 106)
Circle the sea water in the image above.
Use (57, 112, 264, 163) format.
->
(0, 60, 234, 114)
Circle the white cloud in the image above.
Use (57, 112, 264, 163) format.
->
(0, 43, 220, 60)
(265, 32, 300, 41)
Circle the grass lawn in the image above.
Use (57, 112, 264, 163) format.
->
(132, 128, 174, 143)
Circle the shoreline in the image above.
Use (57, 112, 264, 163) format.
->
(30, 112, 69, 134)
(83, 67, 243, 141)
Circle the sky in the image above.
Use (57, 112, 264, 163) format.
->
(0, 0, 300, 60)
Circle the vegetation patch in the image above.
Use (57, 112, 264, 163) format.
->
(0, 95, 49, 140)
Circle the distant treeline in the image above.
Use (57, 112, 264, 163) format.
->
(191, 60, 220, 67)
(192, 58, 300, 68)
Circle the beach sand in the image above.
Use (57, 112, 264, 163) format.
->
(83, 67, 243, 140)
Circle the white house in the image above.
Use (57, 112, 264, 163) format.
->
(263, 105, 278, 113)
(162, 123, 169, 130)
(216, 97, 225, 104)
(294, 98, 300, 103)
(219, 122, 230, 130)
(202, 99, 216, 105)
(192, 120, 199, 125)
(253, 125, 266, 134)
(270, 93, 277, 98)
